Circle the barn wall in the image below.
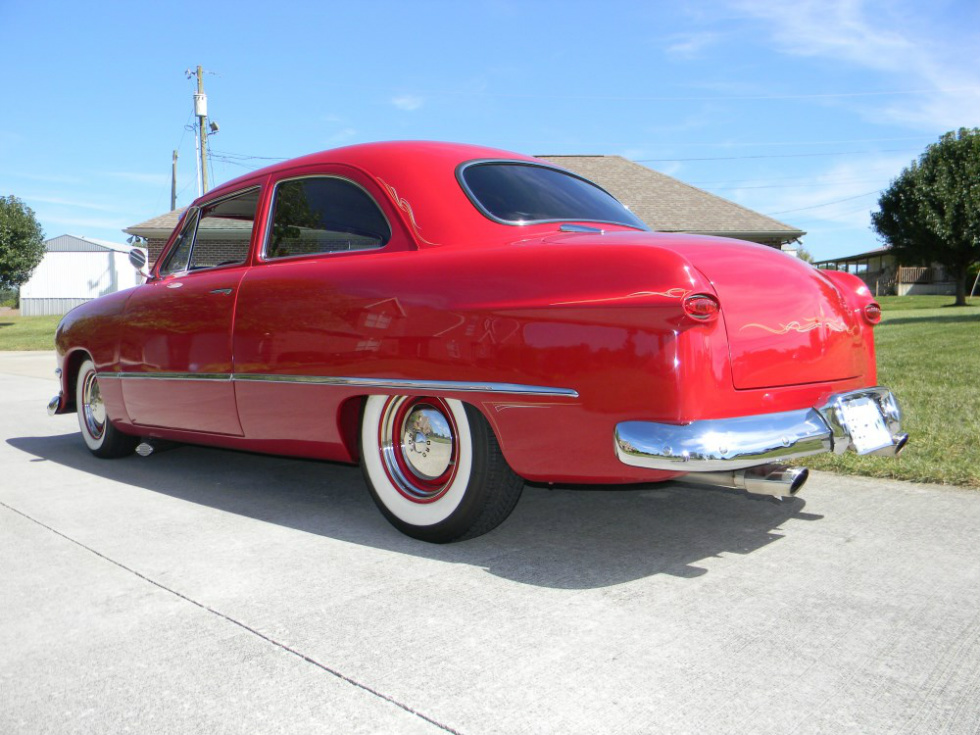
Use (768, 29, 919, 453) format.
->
(20, 251, 142, 316)
(20, 298, 93, 317)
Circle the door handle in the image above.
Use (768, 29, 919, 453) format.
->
(210, 288, 234, 295)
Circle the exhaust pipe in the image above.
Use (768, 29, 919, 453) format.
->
(134, 438, 179, 457)
(680, 463, 809, 499)
(871, 433, 909, 457)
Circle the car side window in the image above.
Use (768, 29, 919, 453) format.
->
(158, 208, 199, 276)
(265, 177, 391, 259)
(157, 188, 260, 277)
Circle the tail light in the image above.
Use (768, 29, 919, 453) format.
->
(684, 293, 720, 323)
(863, 302, 882, 325)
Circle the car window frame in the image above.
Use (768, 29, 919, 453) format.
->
(258, 174, 395, 263)
(156, 206, 201, 277)
(455, 159, 649, 230)
(154, 185, 263, 279)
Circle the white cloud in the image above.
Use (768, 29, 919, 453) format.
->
(104, 171, 170, 187)
(325, 127, 358, 145)
(663, 31, 721, 59)
(391, 94, 424, 112)
(42, 213, 130, 231)
(728, 0, 980, 129)
(23, 195, 116, 212)
(736, 154, 904, 221)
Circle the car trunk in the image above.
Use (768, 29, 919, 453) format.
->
(660, 237, 866, 390)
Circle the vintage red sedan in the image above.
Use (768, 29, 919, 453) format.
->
(50, 141, 906, 542)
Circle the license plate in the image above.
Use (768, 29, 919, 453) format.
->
(839, 397, 893, 454)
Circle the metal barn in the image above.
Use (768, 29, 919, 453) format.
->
(20, 235, 144, 316)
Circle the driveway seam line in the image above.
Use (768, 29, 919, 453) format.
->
(1, 500, 465, 735)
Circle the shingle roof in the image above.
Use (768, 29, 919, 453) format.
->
(538, 155, 805, 244)
(125, 209, 185, 238)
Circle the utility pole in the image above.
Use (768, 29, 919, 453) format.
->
(171, 150, 178, 210)
(194, 65, 209, 193)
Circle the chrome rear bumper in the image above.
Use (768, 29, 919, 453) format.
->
(615, 387, 906, 473)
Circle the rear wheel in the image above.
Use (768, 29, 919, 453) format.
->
(76, 359, 138, 458)
(360, 395, 524, 543)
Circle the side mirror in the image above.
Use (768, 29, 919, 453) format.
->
(129, 247, 149, 279)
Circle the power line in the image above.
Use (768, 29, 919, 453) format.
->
(637, 148, 918, 162)
(209, 150, 288, 161)
(650, 135, 932, 148)
(703, 178, 888, 191)
(766, 190, 882, 216)
(402, 86, 980, 103)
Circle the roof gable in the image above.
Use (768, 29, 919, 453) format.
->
(45, 234, 130, 253)
(538, 155, 804, 244)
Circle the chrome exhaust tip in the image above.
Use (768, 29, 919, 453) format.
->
(134, 439, 179, 457)
(870, 433, 909, 457)
(679, 463, 810, 499)
(743, 465, 809, 497)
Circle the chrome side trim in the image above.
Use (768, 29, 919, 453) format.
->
(615, 387, 904, 473)
(101, 372, 232, 382)
(97, 371, 578, 398)
(236, 373, 578, 397)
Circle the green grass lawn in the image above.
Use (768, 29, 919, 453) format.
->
(0, 315, 61, 351)
(807, 297, 980, 487)
(2, 297, 978, 486)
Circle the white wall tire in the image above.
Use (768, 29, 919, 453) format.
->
(360, 396, 524, 543)
(75, 359, 138, 458)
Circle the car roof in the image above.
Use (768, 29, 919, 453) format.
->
(202, 141, 614, 249)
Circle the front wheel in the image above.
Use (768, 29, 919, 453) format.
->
(360, 396, 524, 543)
(75, 358, 138, 458)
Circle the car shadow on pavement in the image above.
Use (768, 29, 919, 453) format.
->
(9, 432, 822, 590)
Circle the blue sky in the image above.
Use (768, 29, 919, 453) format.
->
(2, 0, 978, 261)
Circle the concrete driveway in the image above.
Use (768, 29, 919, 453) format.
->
(2, 352, 979, 734)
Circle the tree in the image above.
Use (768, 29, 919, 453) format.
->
(0, 196, 46, 291)
(872, 128, 980, 306)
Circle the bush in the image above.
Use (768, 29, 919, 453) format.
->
(0, 288, 18, 309)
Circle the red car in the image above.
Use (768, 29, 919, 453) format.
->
(50, 141, 906, 542)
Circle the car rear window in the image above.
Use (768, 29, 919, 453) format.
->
(459, 162, 647, 229)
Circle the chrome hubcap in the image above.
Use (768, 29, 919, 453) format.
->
(82, 371, 106, 440)
(379, 397, 458, 502)
(402, 405, 454, 481)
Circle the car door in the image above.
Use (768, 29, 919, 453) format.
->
(231, 171, 408, 451)
(119, 187, 261, 435)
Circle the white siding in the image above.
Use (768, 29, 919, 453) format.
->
(22, 251, 142, 299)
(20, 298, 93, 317)
(20, 251, 142, 315)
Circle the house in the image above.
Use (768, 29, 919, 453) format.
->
(124, 154, 805, 263)
(538, 155, 805, 248)
(19, 235, 145, 316)
(814, 247, 956, 296)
